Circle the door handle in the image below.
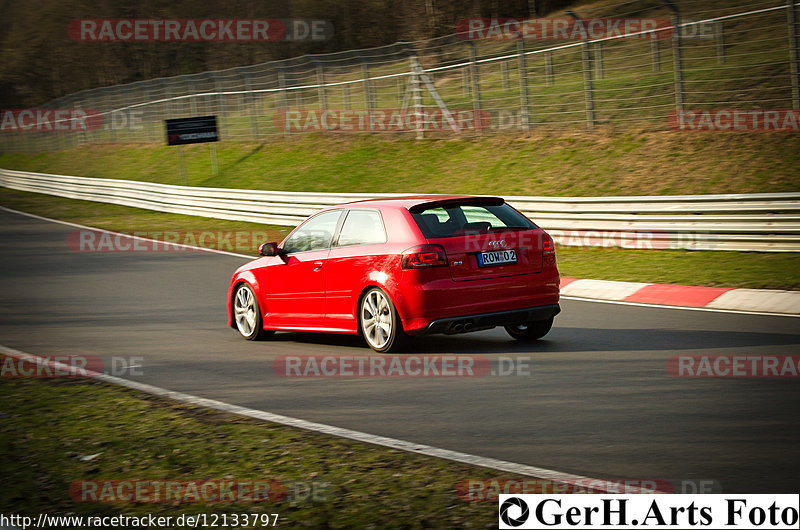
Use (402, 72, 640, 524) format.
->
(313, 261, 324, 270)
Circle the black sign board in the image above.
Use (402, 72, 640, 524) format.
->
(166, 116, 219, 146)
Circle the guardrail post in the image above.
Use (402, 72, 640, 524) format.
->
(789, 0, 800, 109)
(715, 21, 725, 64)
(462, 66, 470, 97)
(501, 60, 510, 90)
(517, 40, 531, 130)
(664, 0, 686, 114)
(468, 41, 483, 134)
(567, 11, 596, 128)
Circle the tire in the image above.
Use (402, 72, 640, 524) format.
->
(504, 317, 553, 342)
(359, 288, 410, 353)
(233, 283, 273, 341)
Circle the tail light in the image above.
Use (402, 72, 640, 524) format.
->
(401, 244, 447, 269)
(542, 232, 555, 256)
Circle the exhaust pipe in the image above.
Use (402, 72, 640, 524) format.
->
(451, 323, 464, 333)
(463, 321, 474, 332)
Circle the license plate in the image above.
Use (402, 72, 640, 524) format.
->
(477, 249, 517, 267)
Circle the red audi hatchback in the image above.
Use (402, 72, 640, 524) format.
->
(227, 195, 560, 352)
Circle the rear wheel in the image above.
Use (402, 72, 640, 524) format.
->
(360, 288, 410, 353)
(505, 318, 553, 341)
(233, 284, 273, 341)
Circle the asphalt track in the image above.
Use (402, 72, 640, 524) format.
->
(1, 207, 799, 493)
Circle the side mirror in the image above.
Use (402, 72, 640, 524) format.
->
(258, 242, 280, 256)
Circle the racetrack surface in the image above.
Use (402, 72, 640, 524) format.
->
(1, 208, 799, 493)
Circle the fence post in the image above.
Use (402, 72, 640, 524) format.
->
(314, 60, 327, 111)
(189, 78, 198, 115)
(568, 11, 596, 128)
(468, 41, 482, 134)
(665, 0, 685, 114)
(517, 40, 531, 130)
(594, 42, 604, 79)
(397, 77, 404, 105)
(545, 52, 554, 86)
(789, 0, 800, 109)
(343, 83, 351, 109)
(242, 71, 259, 138)
(462, 67, 470, 97)
(410, 56, 425, 140)
(212, 74, 226, 137)
(651, 40, 661, 72)
(715, 21, 725, 64)
(108, 86, 117, 143)
(360, 63, 374, 110)
(276, 67, 288, 110)
(501, 61, 510, 90)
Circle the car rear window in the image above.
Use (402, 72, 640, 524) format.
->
(410, 201, 535, 239)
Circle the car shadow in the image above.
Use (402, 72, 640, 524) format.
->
(266, 327, 800, 354)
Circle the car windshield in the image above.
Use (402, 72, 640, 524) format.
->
(410, 202, 535, 239)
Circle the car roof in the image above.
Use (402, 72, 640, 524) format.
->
(327, 195, 504, 211)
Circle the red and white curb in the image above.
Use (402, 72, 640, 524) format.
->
(560, 278, 800, 316)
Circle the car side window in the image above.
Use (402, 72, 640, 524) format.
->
(337, 209, 387, 247)
(282, 210, 342, 254)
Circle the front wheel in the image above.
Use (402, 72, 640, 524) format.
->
(505, 318, 553, 342)
(233, 283, 273, 341)
(360, 288, 410, 353)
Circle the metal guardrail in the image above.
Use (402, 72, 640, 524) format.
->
(2, 168, 799, 251)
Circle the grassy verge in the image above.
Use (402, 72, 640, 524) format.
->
(1, 130, 799, 196)
(0, 364, 504, 528)
(2, 187, 798, 290)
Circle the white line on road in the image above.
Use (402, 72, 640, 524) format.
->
(0, 343, 659, 494)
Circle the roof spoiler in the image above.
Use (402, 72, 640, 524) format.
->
(408, 196, 504, 213)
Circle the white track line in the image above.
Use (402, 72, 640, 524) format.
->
(0, 205, 253, 259)
(1, 204, 795, 318)
(0, 344, 659, 494)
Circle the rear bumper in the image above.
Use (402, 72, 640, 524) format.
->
(423, 304, 561, 335)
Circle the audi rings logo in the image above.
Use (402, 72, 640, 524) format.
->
(499, 496, 530, 527)
(489, 239, 507, 248)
